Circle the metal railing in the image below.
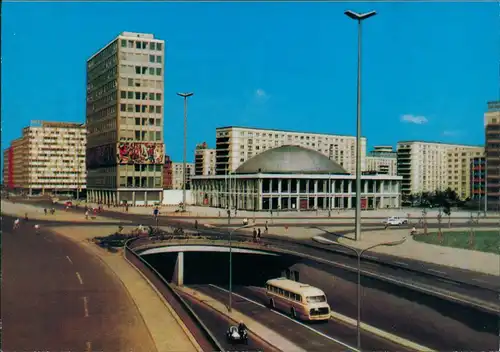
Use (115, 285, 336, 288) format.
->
(124, 237, 225, 352)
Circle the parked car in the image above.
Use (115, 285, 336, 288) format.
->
(383, 216, 408, 226)
(64, 201, 73, 207)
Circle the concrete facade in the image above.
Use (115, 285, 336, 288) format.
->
(365, 146, 397, 175)
(214, 126, 367, 175)
(191, 174, 402, 211)
(485, 101, 500, 210)
(172, 162, 194, 190)
(86, 31, 165, 206)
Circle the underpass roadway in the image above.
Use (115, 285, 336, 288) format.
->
(181, 284, 414, 352)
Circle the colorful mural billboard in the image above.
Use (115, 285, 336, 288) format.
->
(117, 142, 164, 165)
(86, 144, 116, 168)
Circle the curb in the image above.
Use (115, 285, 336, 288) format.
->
(329, 311, 436, 352)
(176, 287, 290, 352)
(122, 254, 203, 352)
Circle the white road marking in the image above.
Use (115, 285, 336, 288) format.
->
(363, 255, 378, 260)
(394, 261, 408, 266)
(76, 272, 84, 285)
(209, 284, 359, 352)
(85, 341, 92, 352)
(66, 256, 73, 264)
(472, 278, 488, 284)
(82, 296, 89, 317)
(428, 269, 446, 275)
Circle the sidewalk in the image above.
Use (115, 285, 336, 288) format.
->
(1, 200, 126, 223)
(49, 225, 201, 352)
(176, 285, 303, 352)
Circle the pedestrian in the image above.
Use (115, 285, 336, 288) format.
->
(194, 219, 198, 229)
(265, 220, 268, 232)
(13, 218, 20, 230)
(257, 228, 261, 242)
(44, 208, 47, 215)
(34, 224, 40, 235)
(125, 204, 129, 212)
(85, 210, 89, 220)
(24, 212, 29, 221)
(252, 228, 257, 242)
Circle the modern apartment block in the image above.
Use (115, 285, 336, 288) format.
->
(194, 141, 216, 176)
(163, 155, 173, 189)
(397, 141, 483, 196)
(215, 126, 367, 175)
(171, 162, 194, 190)
(485, 101, 500, 209)
(470, 156, 486, 200)
(365, 146, 397, 175)
(2, 120, 86, 194)
(86, 31, 165, 206)
(446, 146, 484, 199)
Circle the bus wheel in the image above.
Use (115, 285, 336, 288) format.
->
(291, 307, 297, 319)
(269, 299, 275, 309)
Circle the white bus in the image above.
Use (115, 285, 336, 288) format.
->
(265, 277, 331, 321)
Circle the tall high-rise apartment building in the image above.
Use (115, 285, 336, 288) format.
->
(446, 146, 484, 199)
(86, 32, 165, 206)
(485, 101, 500, 210)
(194, 142, 216, 176)
(172, 162, 194, 190)
(397, 141, 483, 196)
(365, 146, 397, 175)
(215, 126, 366, 175)
(2, 121, 86, 194)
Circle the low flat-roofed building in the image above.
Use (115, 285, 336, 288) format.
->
(191, 145, 402, 211)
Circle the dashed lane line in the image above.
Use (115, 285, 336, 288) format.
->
(76, 272, 84, 285)
(82, 296, 89, 317)
(66, 255, 73, 264)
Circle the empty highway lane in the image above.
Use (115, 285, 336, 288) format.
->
(1, 216, 156, 352)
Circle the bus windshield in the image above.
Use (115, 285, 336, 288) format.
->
(306, 295, 326, 303)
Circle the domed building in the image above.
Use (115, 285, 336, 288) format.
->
(191, 145, 402, 211)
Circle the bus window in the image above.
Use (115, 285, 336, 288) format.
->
(306, 295, 327, 303)
(278, 288, 284, 295)
(297, 294, 302, 302)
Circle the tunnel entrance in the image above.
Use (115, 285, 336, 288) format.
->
(141, 250, 302, 287)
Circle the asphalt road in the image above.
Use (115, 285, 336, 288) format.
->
(175, 289, 276, 352)
(11, 199, 500, 293)
(188, 284, 412, 352)
(1, 215, 156, 352)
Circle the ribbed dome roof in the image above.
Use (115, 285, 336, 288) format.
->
(235, 145, 348, 175)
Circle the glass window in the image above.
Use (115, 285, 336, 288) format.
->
(156, 165, 162, 172)
(155, 177, 161, 187)
(149, 106, 155, 113)
(155, 131, 161, 140)
(149, 67, 154, 75)
(136, 41, 141, 49)
(135, 66, 141, 74)
(120, 91, 126, 99)
(141, 105, 147, 113)
(155, 106, 162, 113)
(156, 93, 162, 101)
(135, 131, 140, 140)
(119, 104, 126, 112)
(148, 118, 155, 125)
(127, 104, 134, 112)
(127, 91, 133, 99)
(135, 165, 141, 172)
(156, 68, 162, 76)
(135, 118, 140, 125)
(141, 131, 146, 140)
(157, 43, 162, 51)
(149, 93, 155, 100)
(149, 55, 155, 63)
(135, 92, 140, 100)
(150, 42, 156, 50)
(156, 55, 162, 63)
(155, 118, 161, 126)
(306, 295, 327, 303)
(148, 165, 154, 172)
(121, 40, 127, 47)
(149, 131, 154, 141)
(128, 78, 133, 87)
(135, 105, 140, 112)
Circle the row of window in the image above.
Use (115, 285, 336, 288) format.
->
(266, 285, 302, 302)
(87, 79, 117, 103)
(121, 39, 163, 51)
(120, 104, 162, 114)
(119, 176, 162, 188)
(121, 117, 161, 127)
(88, 42, 117, 70)
(88, 91, 118, 113)
(87, 105, 117, 124)
(120, 91, 162, 101)
(124, 66, 162, 77)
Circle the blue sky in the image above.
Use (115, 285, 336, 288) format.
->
(2, 2, 498, 165)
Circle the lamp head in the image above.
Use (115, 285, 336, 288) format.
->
(344, 10, 377, 21)
(177, 92, 194, 98)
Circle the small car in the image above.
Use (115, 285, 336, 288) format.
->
(64, 201, 73, 207)
(226, 325, 248, 344)
(383, 216, 408, 226)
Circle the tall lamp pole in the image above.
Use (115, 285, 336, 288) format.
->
(177, 92, 194, 212)
(313, 235, 406, 351)
(344, 10, 377, 241)
(228, 223, 255, 313)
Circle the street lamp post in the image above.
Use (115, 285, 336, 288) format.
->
(228, 223, 255, 313)
(344, 10, 377, 241)
(177, 92, 194, 213)
(313, 235, 406, 351)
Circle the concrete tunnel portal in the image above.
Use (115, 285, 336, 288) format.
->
(139, 245, 303, 286)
